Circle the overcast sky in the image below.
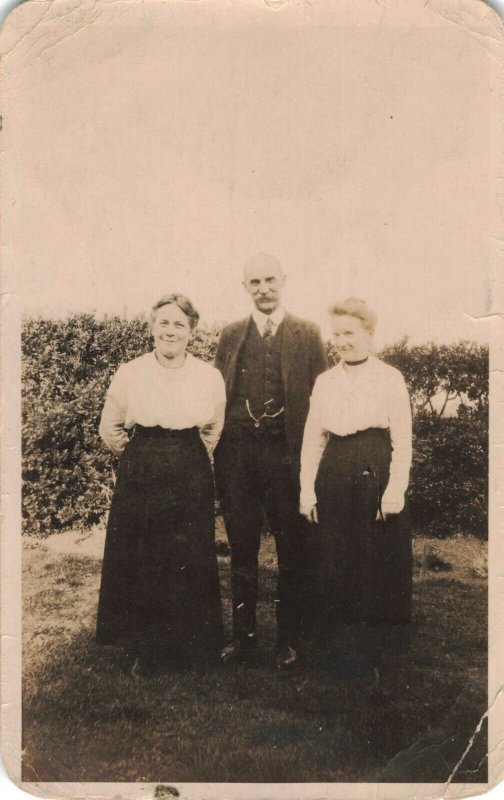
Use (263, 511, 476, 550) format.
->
(2, 0, 498, 348)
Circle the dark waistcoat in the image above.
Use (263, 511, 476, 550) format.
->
(227, 320, 285, 435)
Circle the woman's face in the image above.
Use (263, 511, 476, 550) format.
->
(151, 303, 192, 361)
(331, 314, 372, 362)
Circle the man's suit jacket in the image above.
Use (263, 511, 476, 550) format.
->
(214, 312, 328, 473)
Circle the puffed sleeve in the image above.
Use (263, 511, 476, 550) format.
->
(99, 365, 130, 456)
(199, 368, 227, 458)
(381, 370, 413, 512)
(299, 376, 329, 508)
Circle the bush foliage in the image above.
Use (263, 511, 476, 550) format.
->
(22, 315, 488, 538)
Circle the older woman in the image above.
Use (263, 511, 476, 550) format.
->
(96, 294, 226, 675)
(300, 298, 413, 679)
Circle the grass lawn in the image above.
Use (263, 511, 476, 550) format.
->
(22, 522, 487, 784)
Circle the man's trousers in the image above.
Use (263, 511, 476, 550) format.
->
(214, 426, 303, 647)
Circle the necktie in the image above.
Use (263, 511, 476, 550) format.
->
(263, 317, 274, 340)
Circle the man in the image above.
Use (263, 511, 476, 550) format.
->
(214, 253, 328, 671)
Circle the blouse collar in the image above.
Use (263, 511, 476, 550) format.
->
(151, 349, 194, 371)
(335, 354, 377, 380)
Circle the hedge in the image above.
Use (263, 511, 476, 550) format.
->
(21, 315, 488, 538)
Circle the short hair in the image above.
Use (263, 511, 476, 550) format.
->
(328, 297, 378, 333)
(150, 294, 200, 330)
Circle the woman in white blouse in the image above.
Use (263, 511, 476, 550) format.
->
(96, 294, 226, 675)
(300, 297, 413, 680)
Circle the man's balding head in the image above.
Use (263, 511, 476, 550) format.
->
(242, 253, 286, 314)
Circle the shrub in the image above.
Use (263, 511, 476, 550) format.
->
(410, 407, 487, 538)
(21, 315, 488, 538)
(380, 339, 488, 416)
(379, 340, 488, 538)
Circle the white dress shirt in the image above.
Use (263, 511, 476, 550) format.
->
(252, 306, 286, 337)
(300, 356, 412, 511)
(99, 351, 226, 457)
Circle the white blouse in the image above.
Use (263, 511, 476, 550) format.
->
(299, 356, 412, 510)
(99, 351, 226, 457)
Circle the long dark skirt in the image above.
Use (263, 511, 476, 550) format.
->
(96, 425, 224, 667)
(313, 427, 413, 664)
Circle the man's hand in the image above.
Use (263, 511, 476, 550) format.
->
(300, 503, 319, 524)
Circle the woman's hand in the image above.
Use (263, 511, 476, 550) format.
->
(300, 503, 319, 524)
(376, 496, 404, 521)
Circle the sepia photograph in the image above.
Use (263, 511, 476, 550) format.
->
(1, 0, 503, 797)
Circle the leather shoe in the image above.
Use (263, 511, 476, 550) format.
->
(276, 644, 298, 672)
(221, 637, 258, 665)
